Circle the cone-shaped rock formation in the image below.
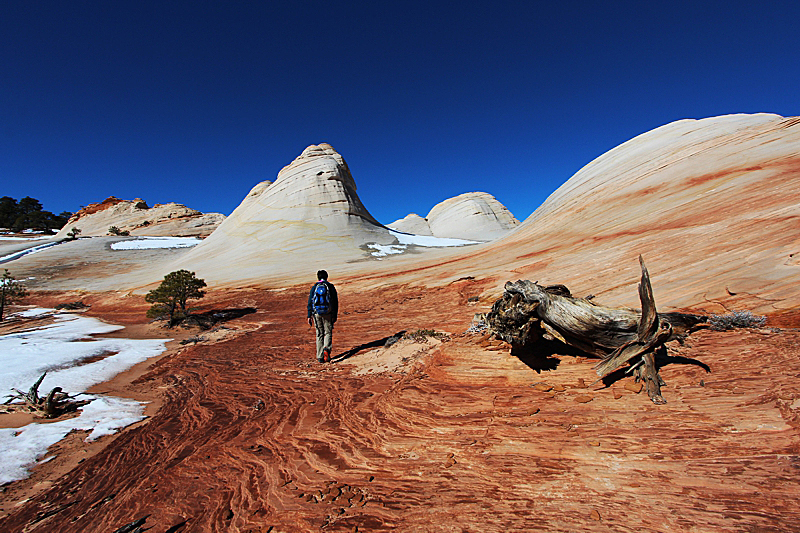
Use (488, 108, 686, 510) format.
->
(175, 143, 397, 284)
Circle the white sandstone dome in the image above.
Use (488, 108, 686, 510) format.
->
(425, 192, 520, 241)
(174, 143, 396, 284)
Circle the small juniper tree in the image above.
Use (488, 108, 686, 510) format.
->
(66, 227, 81, 240)
(145, 270, 207, 327)
(108, 226, 130, 236)
(1, 269, 28, 321)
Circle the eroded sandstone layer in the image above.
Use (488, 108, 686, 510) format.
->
(2, 284, 799, 532)
(55, 197, 225, 238)
(378, 114, 800, 315)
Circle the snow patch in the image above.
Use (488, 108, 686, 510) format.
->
(0, 236, 54, 241)
(389, 230, 479, 247)
(0, 240, 61, 263)
(368, 244, 407, 257)
(367, 230, 480, 257)
(110, 237, 200, 250)
(0, 309, 169, 484)
(0, 397, 145, 485)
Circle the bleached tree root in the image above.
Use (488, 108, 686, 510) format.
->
(4, 372, 91, 418)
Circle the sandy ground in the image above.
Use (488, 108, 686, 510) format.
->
(1, 282, 799, 532)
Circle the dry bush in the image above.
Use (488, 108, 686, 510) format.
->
(709, 310, 766, 331)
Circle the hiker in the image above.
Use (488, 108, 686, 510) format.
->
(307, 270, 338, 363)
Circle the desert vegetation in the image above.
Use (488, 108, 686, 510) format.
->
(107, 225, 130, 236)
(0, 269, 28, 321)
(709, 310, 767, 330)
(145, 269, 207, 327)
(0, 196, 71, 232)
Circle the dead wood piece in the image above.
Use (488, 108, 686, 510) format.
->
(486, 256, 706, 404)
(5, 372, 91, 418)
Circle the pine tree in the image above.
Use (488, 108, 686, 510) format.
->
(1, 269, 28, 321)
(145, 270, 207, 327)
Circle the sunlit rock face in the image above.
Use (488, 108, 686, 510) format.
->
(425, 192, 520, 241)
(387, 213, 433, 236)
(55, 197, 225, 238)
(176, 143, 396, 284)
(434, 113, 800, 313)
(387, 193, 519, 241)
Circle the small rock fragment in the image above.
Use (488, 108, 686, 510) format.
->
(576, 378, 586, 388)
(532, 383, 553, 392)
(589, 440, 600, 447)
(574, 394, 593, 403)
(590, 509, 601, 521)
(613, 389, 623, 399)
(624, 381, 643, 394)
(552, 384, 566, 392)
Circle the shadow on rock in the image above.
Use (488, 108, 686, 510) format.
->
(510, 337, 592, 373)
(333, 330, 407, 363)
(599, 350, 711, 387)
(179, 307, 257, 330)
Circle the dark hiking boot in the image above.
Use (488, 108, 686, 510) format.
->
(323, 348, 331, 363)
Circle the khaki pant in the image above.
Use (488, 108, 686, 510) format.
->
(313, 313, 334, 361)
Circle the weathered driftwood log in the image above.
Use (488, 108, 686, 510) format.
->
(486, 256, 705, 404)
(4, 372, 91, 418)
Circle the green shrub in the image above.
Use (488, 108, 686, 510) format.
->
(145, 270, 207, 327)
(1, 269, 28, 321)
(108, 226, 130, 236)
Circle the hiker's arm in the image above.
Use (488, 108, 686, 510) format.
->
(307, 286, 315, 319)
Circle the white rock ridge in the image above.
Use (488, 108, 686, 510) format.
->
(389, 192, 520, 241)
(55, 197, 225, 238)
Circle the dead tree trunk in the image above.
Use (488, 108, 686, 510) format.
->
(485, 256, 705, 404)
(4, 372, 91, 418)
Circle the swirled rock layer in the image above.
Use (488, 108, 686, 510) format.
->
(395, 114, 800, 314)
(3, 283, 799, 532)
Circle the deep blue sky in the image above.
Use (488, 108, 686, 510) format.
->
(2, 1, 799, 224)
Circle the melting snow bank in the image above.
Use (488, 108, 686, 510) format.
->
(0, 239, 62, 264)
(110, 237, 200, 250)
(0, 309, 170, 485)
(0, 236, 54, 241)
(0, 397, 145, 484)
(368, 230, 480, 258)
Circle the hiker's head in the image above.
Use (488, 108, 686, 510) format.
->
(317, 270, 328, 281)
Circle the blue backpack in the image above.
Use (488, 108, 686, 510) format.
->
(312, 282, 330, 314)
